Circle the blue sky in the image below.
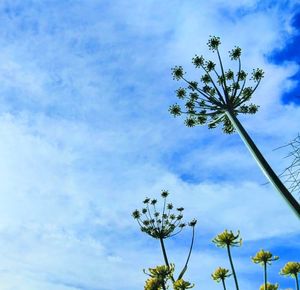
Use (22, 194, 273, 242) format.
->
(0, 1, 299, 289)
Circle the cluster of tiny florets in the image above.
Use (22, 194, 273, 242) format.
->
(170, 35, 264, 134)
(132, 190, 197, 239)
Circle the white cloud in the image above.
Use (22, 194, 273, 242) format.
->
(0, 1, 298, 289)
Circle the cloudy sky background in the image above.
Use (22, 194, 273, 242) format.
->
(0, 1, 299, 289)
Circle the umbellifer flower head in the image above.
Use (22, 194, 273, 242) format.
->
(252, 249, 279, 266)
(211, 267, 231, 282)
(173, 278, 194, 290)
(170, 36, 264, 134)
(280, 261, 300, 278)
(212, 229, 242, 248)
(132, 191, 196, 239)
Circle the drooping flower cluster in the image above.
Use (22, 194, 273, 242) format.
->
(132, 190, 197, 239)
(169, 35, 264, 133)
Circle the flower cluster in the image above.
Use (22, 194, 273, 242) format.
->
(169, 35, 264, 133)
(144, 264, 175, 290)
(173, 278, 194, 290)
(280, 262, 300, 278)
(252, 249, 279, 266)
(132, 190, 197, 239)
(212, 229, 242, 248)
(211, 267, 232, 283)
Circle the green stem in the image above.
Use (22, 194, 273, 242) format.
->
(226, 245, 239, 290)
(225, 110, 300, 219)
(296, 273, 299, 290)
(159, 237, 175, 283)
(264, 262, 267, 290)
(177, 226, 195, 280)
(221, 278, 227, 290)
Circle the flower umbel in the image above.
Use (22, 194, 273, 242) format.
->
(211, 267, 232, 282)
(173, 279, 194, 290)
(132, 191, 196, 239)
(170, 35, 264, 134)
(252, 250, 279, 265)
(280, 262, 300, 278)
(212, 230, 242, 248)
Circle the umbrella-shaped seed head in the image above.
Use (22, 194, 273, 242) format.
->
(280, 262, 300, 278)
(252, 249, 279, 266)
(211, 267, 232, 282)
(259, 283, 279, 290)
(212, 229, 242, 248)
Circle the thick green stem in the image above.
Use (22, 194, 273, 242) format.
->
(296, 273, 299, 290)
(264, 262, 267, 290)
(225, 110, 300, 219)
(226, 245, 239, 290)
(159, 237, 175, 282)
(221, 278, 227, 290)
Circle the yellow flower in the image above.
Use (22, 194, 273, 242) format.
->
(280, 262, 300, 278)
(252, 250, 279, 265)
(211, 267, 231, 282)
(148, 264, 175, 279)
(212, 230, 242, 248)
(173, 279, 194, 290)
(144, 278, 162, 290)
(259, 282, 279, 290)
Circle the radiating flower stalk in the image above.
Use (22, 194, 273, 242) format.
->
(252, 249, 279, 290)
(212, 230, 242, 290)
(280, 262, 300, 290)
(132, 190, 196, 288)
(169, 35, 300, 219)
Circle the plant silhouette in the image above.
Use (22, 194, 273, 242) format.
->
(169, 36, 300, 218)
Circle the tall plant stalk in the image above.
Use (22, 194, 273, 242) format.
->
(226, 244, 239, 290)
(221, 279, 227, 290)
(226, 109, 300, 218)
(159, 237, 175, 282)
(264, 262, 267, 290)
